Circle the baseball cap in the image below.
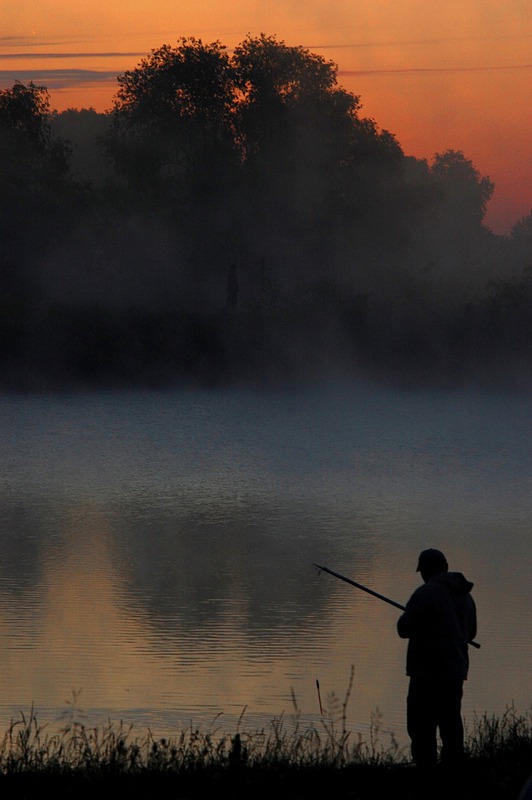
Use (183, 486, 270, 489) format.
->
(416, 548, 448, 573)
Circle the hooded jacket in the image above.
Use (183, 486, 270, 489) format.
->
(397, 571, 477, 681)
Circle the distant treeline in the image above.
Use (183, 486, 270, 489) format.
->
(1, 35, 531, 390)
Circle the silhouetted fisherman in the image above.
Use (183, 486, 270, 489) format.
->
(397, 549, 477, 771)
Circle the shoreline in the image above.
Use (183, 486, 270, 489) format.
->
(0, 706, 530, 799)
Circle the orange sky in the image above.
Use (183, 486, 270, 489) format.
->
(1, 0, 531, 233)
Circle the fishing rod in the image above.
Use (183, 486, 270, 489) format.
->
(314, 563, 405, 610)
(314, 563, 480, 649)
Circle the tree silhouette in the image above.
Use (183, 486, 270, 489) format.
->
(510, 210, 532, 245)
(0, 81, 71, 192)
(233, 33, 359, 157)
(0, 82, 74, 320)
(430, 150, 494, 229)
(0, 39, 529, 389)
(108, 38, 238, 201)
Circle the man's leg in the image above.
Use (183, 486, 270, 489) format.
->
(437, 679, 464, 767)
(407, 677, 438, 768)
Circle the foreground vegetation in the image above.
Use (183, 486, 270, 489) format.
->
(0, 704, 530, 799)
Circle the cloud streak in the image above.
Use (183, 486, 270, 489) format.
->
(307, 33, 532, 50)
(1, 61, 529, 95)
(0, 52, 144, 60)
(340, 63, 532, 76)
(0, 35, 90, 47)
(0, 69, 118, 90)
(0, 52, 146, 61)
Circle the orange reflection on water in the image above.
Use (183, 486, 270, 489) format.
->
(1, 507, 170, 715)
(0, 503, 409, 742)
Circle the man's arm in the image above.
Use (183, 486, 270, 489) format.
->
(397, 588, 427, 639)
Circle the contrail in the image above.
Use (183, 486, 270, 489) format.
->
(340, 63, 532, 76)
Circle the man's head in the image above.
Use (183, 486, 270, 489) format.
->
(416, 548, 448, 582)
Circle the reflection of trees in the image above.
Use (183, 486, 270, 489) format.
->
(110, 500, 349, 638)
(0, 501, 47, 594)
(0, 489, 367, 643)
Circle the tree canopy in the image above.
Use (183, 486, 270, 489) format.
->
(0, 81, 71, 193)
(1, 35, 531, 390)
(107, 35, 399, 183)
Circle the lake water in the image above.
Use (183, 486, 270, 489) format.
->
(0, 383, 530, 748)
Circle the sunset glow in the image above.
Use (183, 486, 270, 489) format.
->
(1, 0, 531, 232)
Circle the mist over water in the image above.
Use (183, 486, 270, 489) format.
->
(0, 385, 530, 743)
